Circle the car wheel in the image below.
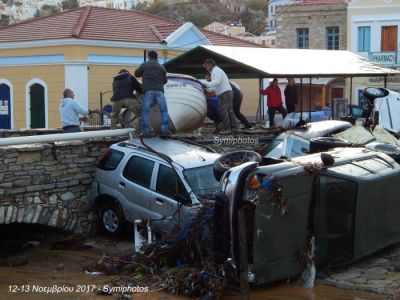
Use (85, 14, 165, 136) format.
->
(309, 137, 351, 154)
(213, 150, 262, 181)
(100, 202, 125, 235)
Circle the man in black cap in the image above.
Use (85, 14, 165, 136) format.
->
(135, 51, 170, 137)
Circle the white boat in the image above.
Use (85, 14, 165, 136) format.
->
(149, 73, 207, 133)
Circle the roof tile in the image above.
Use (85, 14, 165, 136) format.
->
(0, 6, 258, 47)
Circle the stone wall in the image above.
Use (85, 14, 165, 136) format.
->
(0, 129, 279, 235)
(276, 3, 347, 50)
(0, 137, 122, 235)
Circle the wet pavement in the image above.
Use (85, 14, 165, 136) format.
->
(0, 227, 396, 300)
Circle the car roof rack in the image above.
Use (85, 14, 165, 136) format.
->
(117, 141, 173, 163)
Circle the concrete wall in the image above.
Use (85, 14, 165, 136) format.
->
(276, 3, 347, 50)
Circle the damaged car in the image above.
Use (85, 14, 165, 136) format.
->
(214, 147, 400, 285)
(90, 137, 221, 235)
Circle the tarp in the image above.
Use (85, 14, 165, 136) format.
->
(164, 45, 400, 79)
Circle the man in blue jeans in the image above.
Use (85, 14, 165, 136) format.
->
(134, 51, 170, 137)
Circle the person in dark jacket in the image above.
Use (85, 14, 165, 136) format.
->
(110, 69, 143, 129)
(230, 81, 252, 129)
(284, 78, 298, 114)
(134, 51, 170, 137)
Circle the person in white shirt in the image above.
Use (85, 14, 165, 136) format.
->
(60, 88, 96, 133)
(203, 58, 238, 133)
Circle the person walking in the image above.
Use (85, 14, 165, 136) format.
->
(260, 78, 287, 127)
(134, 51, 169, 137)
(59, 88, 97, 133)
(110, 69, 143, 129)
(203, 58, 238, 134)
(230, 81, 252, 129)
(284, 78, 298, 114)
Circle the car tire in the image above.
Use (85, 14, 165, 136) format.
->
(309, 137, 351, 154)
(213, 150, 262, 181)
(100, 202, 125, 235)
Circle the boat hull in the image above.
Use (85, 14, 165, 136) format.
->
(149, 75, 207, 133)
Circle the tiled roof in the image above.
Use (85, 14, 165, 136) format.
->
(0, 6, 258, 47)
(292, 0, 348, 5)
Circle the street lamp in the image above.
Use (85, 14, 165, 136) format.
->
(99, 90, 112, 125)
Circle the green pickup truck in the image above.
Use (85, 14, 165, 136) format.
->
(214, 147, 400, 285)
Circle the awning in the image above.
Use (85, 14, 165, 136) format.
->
(164, 45, 400, 79)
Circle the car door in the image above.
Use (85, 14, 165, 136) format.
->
(119, 155, 155, 222)
(149, 163, 191, 232)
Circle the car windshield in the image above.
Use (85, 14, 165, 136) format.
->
(265, 135, 310, 159)
(283, 134, 310, 158)
(263, 139, 284, 158)
(183, 165, 220, 197)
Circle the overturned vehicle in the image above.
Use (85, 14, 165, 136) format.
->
(214, 147, 400, 285)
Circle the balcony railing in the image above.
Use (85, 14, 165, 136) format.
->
(368, 51, 399, 66)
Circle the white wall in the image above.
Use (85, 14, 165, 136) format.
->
(64, 64, 89, 109)
(350, 13, 400, 53)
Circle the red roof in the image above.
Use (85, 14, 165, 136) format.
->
(292, 0, 348, 5)
(0, 6, 258, 47)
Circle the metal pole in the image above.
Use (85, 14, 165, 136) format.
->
(259, 76, 264, 121)
(144, 50, 147, 62)
(100, 92, 103, 125)
(300, 78, 303, 121)
(349, 77, 353, 105)
(309, 78, 312, 120)
(384, 75, 387, 88)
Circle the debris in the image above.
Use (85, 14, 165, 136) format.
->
(84, 270, 103, 276)
(297, 237, 316, 288)
(87, 204, 229, 298)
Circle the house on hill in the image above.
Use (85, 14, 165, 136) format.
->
(0, 6, 257, 129)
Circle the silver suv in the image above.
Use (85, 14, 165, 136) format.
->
(90, 138, 221, 235)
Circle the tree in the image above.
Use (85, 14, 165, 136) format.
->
(38, 4, 60, 16)
(61, 0, 78, 10)
(248, 0, 267, 11)
(0, 14, 10, 26)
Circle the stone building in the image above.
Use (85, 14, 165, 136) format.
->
(276, 0, 348, 50)
(274, 0, 348, 110)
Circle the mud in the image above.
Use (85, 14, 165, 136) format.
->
(0, 225, 387, 300)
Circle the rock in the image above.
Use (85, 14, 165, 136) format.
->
(348, 277, 367, 284)
(56, 263, 64, 270)
(60, 192, 75, 206)
(33, 196, 42, 204)
(365, 267, 387, 280)
(367, 279, 393, 286)
(17, 152, 41, 164)
(331, 270, 361, 281)
(49, 194, 58, 205)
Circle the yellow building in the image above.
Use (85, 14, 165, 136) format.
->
(346, 0, 400, 105)
(0, 6, 256, 129)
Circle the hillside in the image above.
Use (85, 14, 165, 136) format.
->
(136, 0, 267, 34)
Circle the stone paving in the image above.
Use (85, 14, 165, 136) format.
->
(317, 243, 400, 298)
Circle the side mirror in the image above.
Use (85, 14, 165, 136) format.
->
(174, 193, 192, 205)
